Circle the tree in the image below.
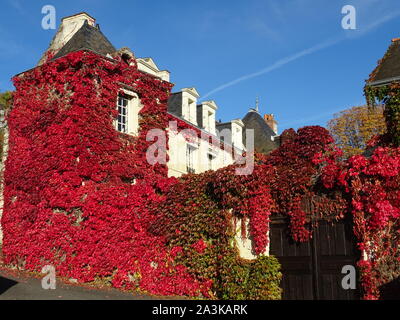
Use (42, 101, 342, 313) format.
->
(327, 105, 386, 158)
(0, 91, 12, 162)
(0, 91, 12, 110)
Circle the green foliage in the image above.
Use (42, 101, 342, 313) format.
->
(385, 98, 400, 146)
(218, 252, 282, 300)
(365, 84, 400, 146)
(0, 91, 12, 110)
(152, 170, 282, 299)
(247, 255, 282, 299)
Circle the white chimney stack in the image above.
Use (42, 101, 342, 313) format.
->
(38, 12, 96, 65)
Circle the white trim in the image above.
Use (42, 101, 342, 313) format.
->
(115, 89, 141, 136)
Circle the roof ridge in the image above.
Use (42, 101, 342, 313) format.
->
(367, 39, 400, 85)
(62, 12, 96, 21)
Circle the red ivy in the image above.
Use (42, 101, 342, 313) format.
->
(3, 48, 398, 300)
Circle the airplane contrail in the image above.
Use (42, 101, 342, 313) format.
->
(201, 36, 342, 100)
(200, 11, 400, 101)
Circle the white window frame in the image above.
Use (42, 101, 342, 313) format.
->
(187, 98, 195, 122)
(117, 95, 129, 133)
(115, 90, 141, 135)
(207, 153, 215, 171)
(186, 144, 195, 174)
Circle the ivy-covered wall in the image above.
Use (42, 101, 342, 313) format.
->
(2, 48, 399, 300)
(1, 50, 282, 299)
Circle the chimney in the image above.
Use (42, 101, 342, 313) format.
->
(38, 12, 96, 65)
(264, 114, 278, 135)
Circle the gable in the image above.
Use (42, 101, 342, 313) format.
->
(182, 87, 200, 99)
(137, 57, 160, 71)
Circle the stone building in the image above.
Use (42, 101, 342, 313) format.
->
(0, 94, 9, 244)
(34, 12, 280, 178)
(0, 15, 284, 267)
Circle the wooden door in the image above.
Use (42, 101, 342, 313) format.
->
(270, 216, 360, 300)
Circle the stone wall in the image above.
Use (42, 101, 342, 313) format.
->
(234, 216, 270, 260)
(0, 122, 8, 245)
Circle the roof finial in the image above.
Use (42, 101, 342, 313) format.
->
(255, 96, 259, 113)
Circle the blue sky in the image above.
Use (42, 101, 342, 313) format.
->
(1, 0, 400, 132)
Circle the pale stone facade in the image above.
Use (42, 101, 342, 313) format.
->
(234, 217, 270, 260)
(0, 122, 8, 245)
(167, 124, 237, 177)
(166, 87, 245, 177)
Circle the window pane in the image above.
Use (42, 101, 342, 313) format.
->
(186, 146, 195, 173)
(117, 96, 129, 133)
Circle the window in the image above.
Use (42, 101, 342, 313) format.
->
(186, 145, 195, 174)
(207, 111, 213, 131)
(187, 98, 195, 122)
(117, 96, 129, 133)
(207, 153, 214, 170)
(219, 136, 226, 164)
(115, 91, 141, 135)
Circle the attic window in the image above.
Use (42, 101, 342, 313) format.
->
(187, 98, 195, 121)
(207, 111, 213, 131)
(121, 53, 131, 64)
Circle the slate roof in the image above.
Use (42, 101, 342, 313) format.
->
(367, 39, 400, 86)
(242, 110, 280, 154)
(53, 20, 116, 60)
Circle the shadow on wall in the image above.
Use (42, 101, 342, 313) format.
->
(0, 276, 18, 295)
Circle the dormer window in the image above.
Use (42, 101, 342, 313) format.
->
(167, 88, 199, 126)
(231, 121, 244, 151)
(216, 119, 245, 151)
(207, 111, 213, 132)
(187, 98, 195, 122)
(197, 101, 218, 135)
